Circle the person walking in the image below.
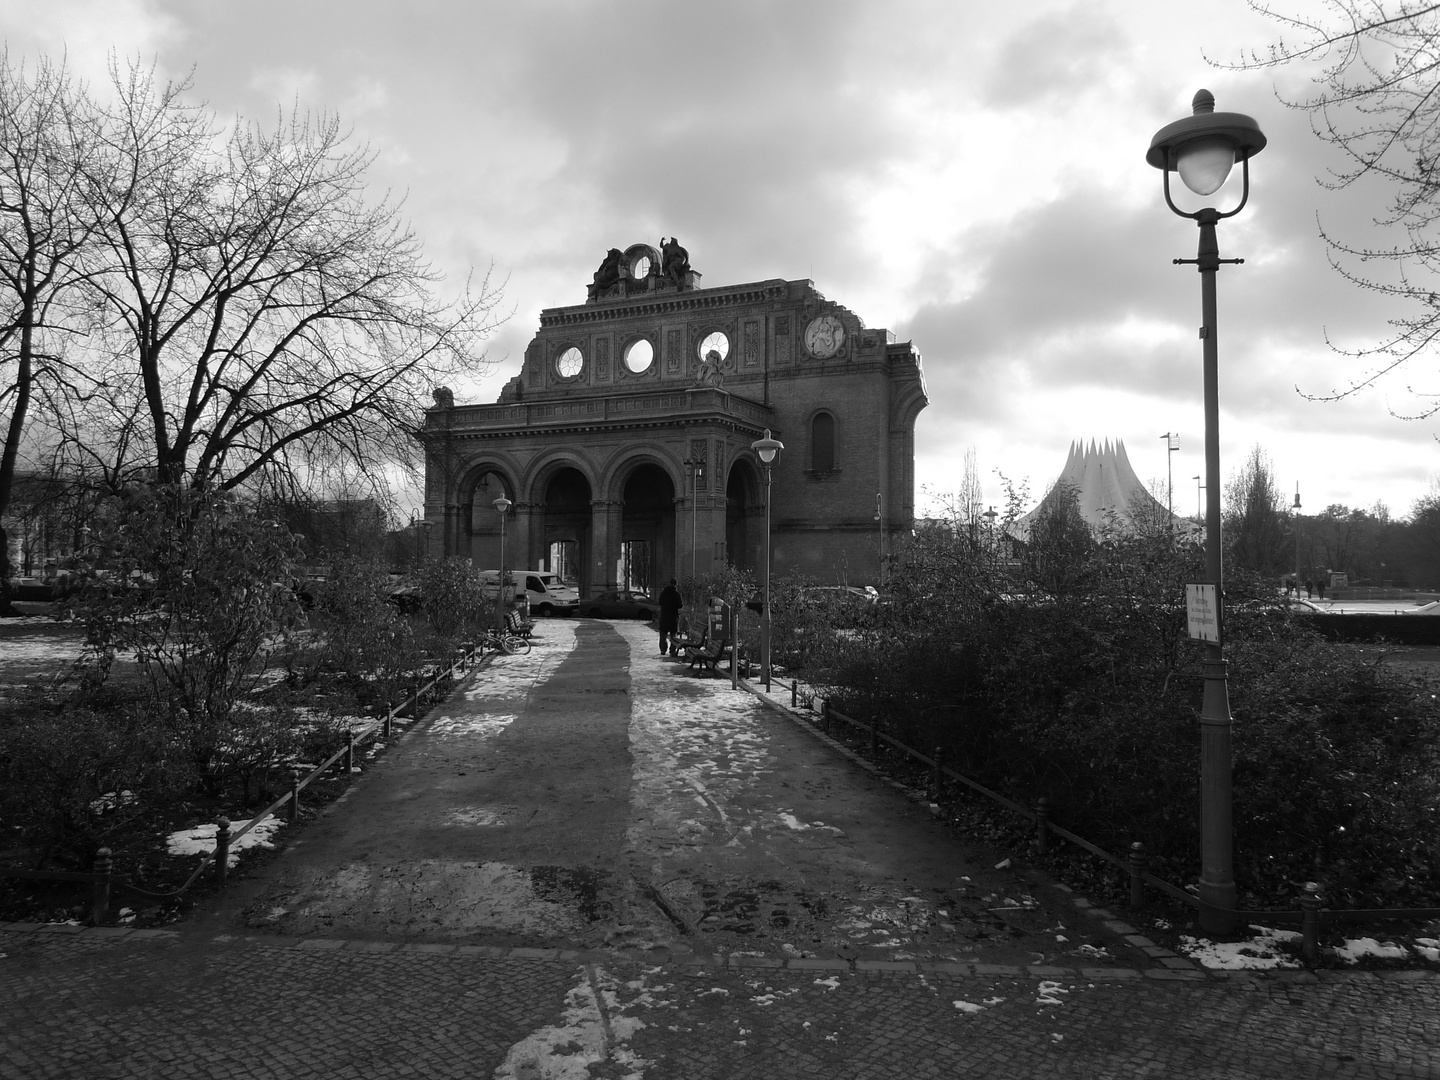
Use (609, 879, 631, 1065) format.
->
(658, 579, 683, 656)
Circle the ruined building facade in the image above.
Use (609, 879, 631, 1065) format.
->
(419, 241, 927, 595)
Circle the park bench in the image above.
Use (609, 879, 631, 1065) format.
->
(505, 608, 533, 639)
(685, 633, 729, 676)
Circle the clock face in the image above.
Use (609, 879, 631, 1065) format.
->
(804, 314, 845, 359)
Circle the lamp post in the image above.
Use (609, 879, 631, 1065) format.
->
(1161, 432, 1180, 531)
(1293, 484, 1302, 587)
(874, 492, 884, 587)
(493, 494, 512, 631)
(982, 505, 998, 575)
(1148, 88, 1267, 936)
(1193, 475, 1203, 524)
(683, 457, 704, 579)
(750, 428, 784, 690)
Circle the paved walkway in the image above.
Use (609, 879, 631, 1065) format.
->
(4, 619, 1438, 1078)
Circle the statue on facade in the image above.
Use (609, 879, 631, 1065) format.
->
(431, 386, 455, 409)
(695, 348, 725, 388)
(592, 248, 623, 293)
(660, 236, 690, 289)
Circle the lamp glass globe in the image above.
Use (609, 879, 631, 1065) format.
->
(1176, 137, 1236, 196)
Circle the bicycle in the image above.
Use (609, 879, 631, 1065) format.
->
(481, 626, 532, 655)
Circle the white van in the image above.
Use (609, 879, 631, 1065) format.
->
(479, 569, 580, 616)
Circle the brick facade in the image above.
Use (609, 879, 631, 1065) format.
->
(420, 245, 927, 596)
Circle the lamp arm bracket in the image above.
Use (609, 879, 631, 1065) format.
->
(1173, 258, 1245, 266)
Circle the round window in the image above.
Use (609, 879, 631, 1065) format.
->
(630, 254, 652, 280)
(556, 346, 583, 379)
(697, 331, 730, 365)
(624, 338, 654, 374)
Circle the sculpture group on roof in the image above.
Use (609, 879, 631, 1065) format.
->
(587, 237, 699, 302)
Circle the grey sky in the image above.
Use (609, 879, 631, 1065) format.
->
(4, 0, 1434, 517)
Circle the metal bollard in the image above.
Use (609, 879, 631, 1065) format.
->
(1129, 842, 1146, 909)
(214, 817, 231, 886)
(383, 703, 392, 741)
(931, 746, 944, 800)
(791, 680, 798, 708)
(289, 769, 302, 823)
(91, 848, 113, 926)
(1035, 796, 1051, 856)
(1301, 881, 1323, 964)
(820, 699, 830, 733)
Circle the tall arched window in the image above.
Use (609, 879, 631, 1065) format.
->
(811, 412, 836, 473)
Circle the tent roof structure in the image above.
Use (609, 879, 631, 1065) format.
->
(1014, 439, 1176, 536)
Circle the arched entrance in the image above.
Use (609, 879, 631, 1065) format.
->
(726, 461, 760, 572)
(464, 468, 515, 567)
(540, 467, 593, 590)
(620, 463, 676, 593)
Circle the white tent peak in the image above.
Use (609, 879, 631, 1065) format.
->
(1017, 438, 1173, 535)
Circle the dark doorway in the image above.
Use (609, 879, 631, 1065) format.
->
(543, 468, 593, 590)
(727, 462, 758, 572)
(621, 464, 676, 590)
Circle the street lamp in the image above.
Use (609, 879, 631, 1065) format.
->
(411, 512, 431, 572)
(683, 457, 704, 579)
(1161, 433, 1180, 531)
(1148, 88, 1267, 936)
(1193, 475, 1203, 524)
(874, 492, 884, 587)
(750, 428, 784, 690)
(493, 494, 512, 631)
(1293, 484, 1302, 589)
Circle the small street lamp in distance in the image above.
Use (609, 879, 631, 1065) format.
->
(750, 428, 784, 691)
(874, 491, 884, 587)
(1148, 87, 1267, 937)
(493, 494, 512, 632)
(683, 457, 703, 579)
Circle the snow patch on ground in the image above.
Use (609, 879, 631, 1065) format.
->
(492, 965, 653, 1079)
(1335, 937, 1410, 963)
(165, 815, 283, 867)
(1177, 925, 1302, 969)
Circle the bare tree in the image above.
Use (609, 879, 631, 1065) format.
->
(0, 54, 98, 613)
(1236, 3, 1440, 414)
(1224, 444, 1290, 576)
(78, 61, 502, 497)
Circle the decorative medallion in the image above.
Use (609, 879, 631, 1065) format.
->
(804, 314, 845, 359)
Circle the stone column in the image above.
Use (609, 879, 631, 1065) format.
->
(589, 499, 623, 595)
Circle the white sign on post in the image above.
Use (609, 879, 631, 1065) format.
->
(1186, 583, 1220, 643)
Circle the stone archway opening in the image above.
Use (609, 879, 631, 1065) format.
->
(542, 467, 593, 589)
(620, 464, 676, 594)
(726, 460, 760, 572)
(465, 469, 515, 566)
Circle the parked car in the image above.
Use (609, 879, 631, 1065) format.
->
(582, 590, 658, 619)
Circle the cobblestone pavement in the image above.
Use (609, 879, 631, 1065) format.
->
(2, 928, 1437, 1078)
(5, 618, 1439, 1077)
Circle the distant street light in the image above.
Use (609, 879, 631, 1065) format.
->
(1161, 432, 1180, 530)
(750, 429, 784, 690)
(1194, 475, 1203, 523)
(683, 457, 704, 579)
(493, 494, 512, 631)
(874, 492, 884, 587)
(1148, 87, 1267, 936)
(1293, 484, 1302, 587)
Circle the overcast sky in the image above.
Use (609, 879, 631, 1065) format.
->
(6, 0, 1436, 519)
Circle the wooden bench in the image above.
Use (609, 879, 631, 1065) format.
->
(505, 609, 534, 639)
(685, 635, 729, 676)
